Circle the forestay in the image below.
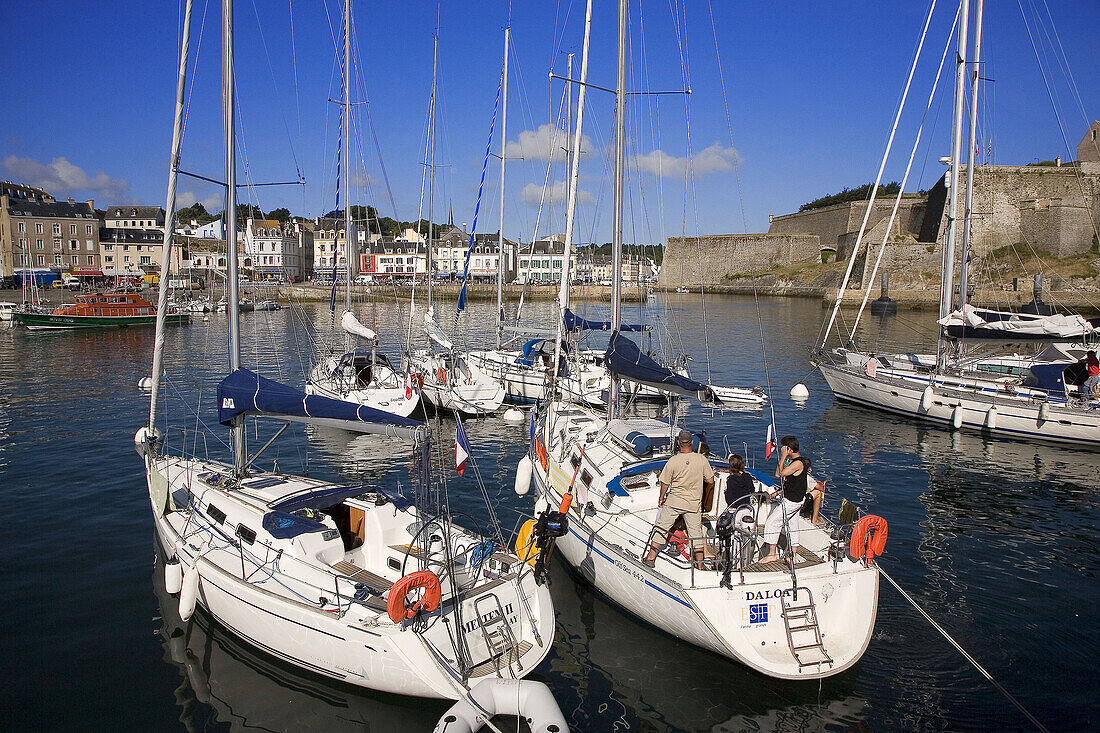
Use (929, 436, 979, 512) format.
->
(218, 368, 423, 439)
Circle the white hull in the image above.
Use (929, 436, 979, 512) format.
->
(307, 355, 420, 418)
(531, 402, 879, 679)
(408, 351, 506, 415)
(145, 453, 554, 699)
(819, 361, 1100, 448)
(467, 348, 608, 406)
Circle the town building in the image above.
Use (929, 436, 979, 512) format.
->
(1, 189, 100, 281)
(244, 217, 304, 281)
(100, 204, 183, 280)
(514, 236, 577, 285)
(361, 238, 427, 280)
(433, 226, 517, 282)
(312, 216, 361, 281)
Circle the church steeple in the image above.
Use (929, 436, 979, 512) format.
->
(448, 205, 454, 228)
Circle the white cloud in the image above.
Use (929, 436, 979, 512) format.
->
(632, 143, 741, 179)
(177, 190, 224, 212)
(352, 171, 380, 188)
(2, 155, 132, 201)
(505, 124, 594, 162)
(520, 180, 595, 207)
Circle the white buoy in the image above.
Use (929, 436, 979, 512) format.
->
(502, 407, 524, 424)
(985, 404, 998, 429)
(952, 405, 964, 430)
(514, 455, 533, 497)
(1038, 402, 1050, 421)
(790, 383, 810, 400)
(165, 558, 184, 595)
(920, 386, 934, 412)
(138, 376, 154, 390)
(179, 563, 199, 622)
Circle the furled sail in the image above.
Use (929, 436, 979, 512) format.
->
(423, 311, 453, 350)
(218, 368, 423, 439)
(603, 330, 716, 401)
(939, 304, 1095, 341)
(564, 308, 649, 333)
(340, 309, 377, 341)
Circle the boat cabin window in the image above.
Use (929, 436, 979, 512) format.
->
(388, 557, 401, 571)
(581, 469, 592, 488)
(207, 504, 227, 525)
(570, 453, 581, 469)
(236, 524, 256, 545)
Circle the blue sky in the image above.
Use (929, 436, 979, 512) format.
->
(2, 1, 1097, 245)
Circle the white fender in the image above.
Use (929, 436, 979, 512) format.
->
(165, 557, 184, 595)
(920, 386, 934, 412)
(514, 455, 533, 497)
(434, 680, 569, 733)
(179, 563, 199, 622)
(952, 405, 964, 430)
(1038, 401, 1050, 421)
(503, 407, 524, 423)
(985, 404, 998, 429)
(138, 376, 154, 390)
(789, 383, 809, 400)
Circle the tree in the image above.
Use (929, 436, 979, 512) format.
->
(267, 207, 291, 222)
(799, 182, 902, 212)
(176, 202, 216, 224)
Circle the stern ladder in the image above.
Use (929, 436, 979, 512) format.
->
(781, 586, 833, 671)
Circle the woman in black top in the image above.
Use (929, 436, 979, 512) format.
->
(725, 454, 754, 507)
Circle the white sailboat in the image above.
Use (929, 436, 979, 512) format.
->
(407, 32, 506, 417)
(524, 0, 881, 680)
(136, 0, 553, 699)
(305, 14, 419, 419)
(815, 0, 1100, 449)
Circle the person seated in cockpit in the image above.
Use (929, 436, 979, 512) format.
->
(724, 453, 754, 509)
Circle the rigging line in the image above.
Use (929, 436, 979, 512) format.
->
(1016, 1, 1072, 159)
(180, 0, 213, 162)
(707, 0, 748, 235)
(1037, 0, 1089, 126)
(247, 0, 302, 175)
(879, 567, 1051, 733)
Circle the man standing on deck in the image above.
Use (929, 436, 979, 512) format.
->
(642, 429, 715, 569)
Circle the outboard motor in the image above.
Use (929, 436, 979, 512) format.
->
(716, 504, 754, 589)
(531, 509, 569, 586)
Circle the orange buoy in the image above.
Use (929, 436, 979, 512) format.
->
(559, 492, 573, 514)
(534, 439, 549, 472)
(387, 570, 442, 623)
(849, 515, 888, 561)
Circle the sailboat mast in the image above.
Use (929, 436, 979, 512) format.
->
(223, 0, 245, 474)
(608, 0, 627, 419)
(148, 0, 193, 434)
(958, 0, 983, 311)
(426, 34, 438, 318)
(343, 0, 353, 353)
(496, 26, 509, 349)
(551, 1, 593, 392)
(938, 0, 970, 371)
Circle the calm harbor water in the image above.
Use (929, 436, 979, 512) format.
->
(1, 292, 1097, 731)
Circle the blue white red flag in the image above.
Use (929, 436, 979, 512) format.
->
(765, 423, 775, 460)
(455, 415, 471, 476)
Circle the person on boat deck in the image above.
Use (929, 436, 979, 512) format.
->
(724, 454, 754, 508)
(759, 436, 809, 564)
(798, 459, 826, 526)
(642, 429, 715, 569)
(1085, 350, 1100, 400)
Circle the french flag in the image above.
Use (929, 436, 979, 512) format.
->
(455, 415, 471, 477)
(765, 423, 775, 460)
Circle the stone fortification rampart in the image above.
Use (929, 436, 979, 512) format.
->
(660, 234, 819, 288)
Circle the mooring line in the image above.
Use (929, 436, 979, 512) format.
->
(879, 567, 1050, 733)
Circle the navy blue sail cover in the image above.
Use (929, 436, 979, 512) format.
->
(1026, 362, 1073, 396)
(218, 368, 423, 437)
(604, 331, 716, 400)
(563, 308, 649, 333)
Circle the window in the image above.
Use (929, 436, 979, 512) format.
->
(35, 223, 43, 234)
(207, 505, 227, 524)
(53, 239, 61, 250)
(36, 255, 44, 266)
(104, 256, 113, 263)
(17, 222, 24, 233)
(69, 240, 78, 251)
(54, 253, 62, 265)
(103, 243, 113, 251)
(36, 239, 43, 250)
(17, 238, 25, 250)
(87, 255, 95, 265)
(70, 255, 78, 266)
(53, 223, 61, 235)
(19, 254, 26, 266)
(86, 224, 92, 235)
(69, 224, 77, 235)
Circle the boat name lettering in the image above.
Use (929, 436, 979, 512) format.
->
(461, 603, 516, 634)
(221, 398, 235, 409)
(745, 587, 794, 601)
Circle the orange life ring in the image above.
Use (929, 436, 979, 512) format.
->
(849, 515, 888, 561)
(535, 439, 549, 472)
(437, 368, 448, 383)
(386, 570, 442, 623)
